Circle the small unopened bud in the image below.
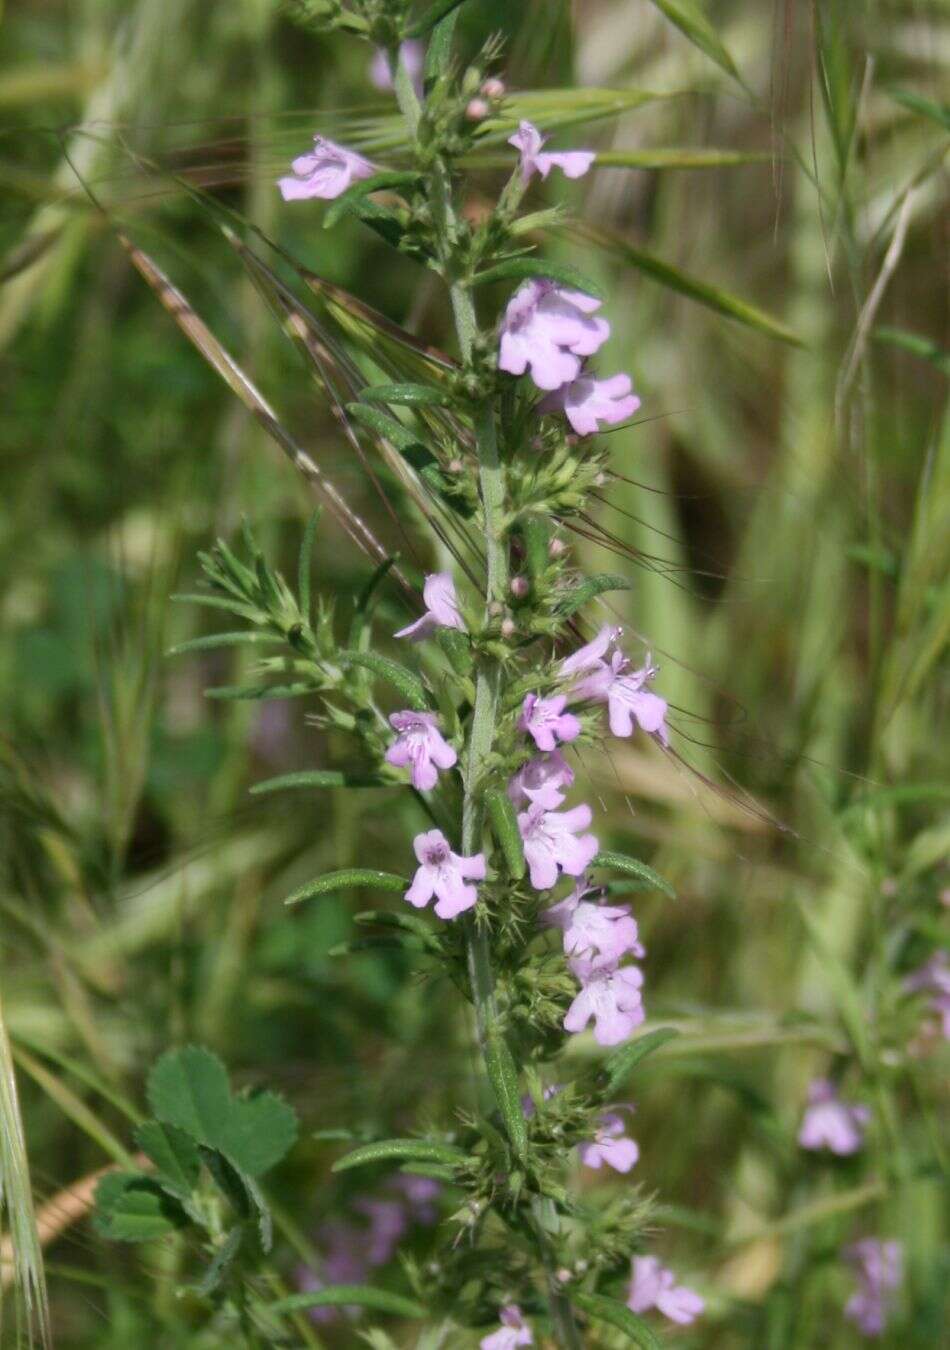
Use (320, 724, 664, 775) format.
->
(556, 1268, 572, 1284)
(447, 457, 464, 474)
(500, 617, 516, 639)
(510, 575, 529, 599)
(549, 538, 568, 558)
(488, 600, 503, 617)
(481, 77, 505, 99)
(465, 97, 490, 122)
(594, 470, 608, 487)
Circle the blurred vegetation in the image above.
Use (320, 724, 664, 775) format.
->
(0, 0, 947, 1346)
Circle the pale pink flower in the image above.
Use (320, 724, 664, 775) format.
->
(480, 1305, 533, 1349)
(352, 1197, 407, 1266)
(405, 829, 485, 919)
(395, 572, 466, 640)
(564, 963, 644, 1046)
(498, 281, 609, 390)
(509, 120, 595, 184)
(904, 951, 950, 1039)
(519, 693, 581, 752)
(566, 633, 668, 746)
(539, 372, 640, 436)
(798, 1079, 870, 1156)
(579, 1111, 640, 1172)
(369, 40, 424, 95)
(385, 711, 457, 791)
(278, 136, 375, 201)
(627, 1256, 704, 1325)
(507, 751, 575, 810)
(844, 1239, 903, 1337)
(545, 887, 643, 971)
(518, 803, 599, 891)
(558, 624, 619, 682)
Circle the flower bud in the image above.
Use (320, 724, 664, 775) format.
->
(510, 575, 529, 599)
(481, 77, 506, 99)
(500, 617, 516, 639)
(465, 97, 490, 122)
(549, 537, 568, 558)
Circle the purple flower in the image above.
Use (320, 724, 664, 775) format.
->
(904, 951, 950, 1040)
(558, 624, 619, 682)
(509, 120, 595, 184)
(564, 963, 644, 1046)
(480, 1305, 533, 1350)
(369, 40, 424, 95)
(405, 829, 485, 919)
(545, 885, 643, 971)
(627, 1256, 704, 1325)
(352, 1197, 407, 1266)
(498, 281, 609, 390)
(539, 372, 640, 436)
(385, 711, 457, 791)
(579, 1111, 640, 1172)
(395, 572, 466, 641)
(507, 751, 575, 810)
(798, 1079, 870, 1156)
(278, 136, 375, 201)
(518, 803, 599, 891)
(388, 1173, 440, 1225)
(563, 631, 668, 745)
(296, 1221, 369, 1323)
(519, 693, 582, 752)
(844, 1239, 903, 1337)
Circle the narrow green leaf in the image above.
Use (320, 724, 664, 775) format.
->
(171, 592, 262, 622)
(134, 1121, 201, 1200)
(873, 326, 950, 375)
(585, 226, 801, 346)
(360, 382, 454, 408)
(573, 1291, 661, 1349)
(404, 0, 471, 39)
(485, 1028, 528, 1163)
(269, 1285, 427, 1319)
(346, 402, 430, 456)
(647, 0, 739, 80)
(485, 788, 526, 881)
(423, 6, 459, 85)
(331, 1139, 466, 1173)
(205, 682, 315, 701)
(521, 517, 551, 582)
(250, 770, 387, 794)
(604, 1028, 680, 1095)
(298, 508, 321, 623)
(283, 869, 408, 906)
(473, 257, 605, 301)
(592, 851, 676, 899)
(324, 171, 422, 228)
(338, 649, 429, 710)
(555, 573, 631, 617)
(591, 147, 771, 169)
(887, 86, 950, 132)
(167, 631, 283, 656)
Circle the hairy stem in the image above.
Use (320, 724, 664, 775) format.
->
(395, 42, 582, 1348)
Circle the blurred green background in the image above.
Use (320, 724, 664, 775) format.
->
(0, 0, 947, 1345)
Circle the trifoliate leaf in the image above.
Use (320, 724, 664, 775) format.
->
(147, 1046, 298, 1178)
(93, 1171, 189, 1243)
(134, 1121, 201, 1200)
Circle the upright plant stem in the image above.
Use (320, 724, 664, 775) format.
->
(393, 47, 582, 1348)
